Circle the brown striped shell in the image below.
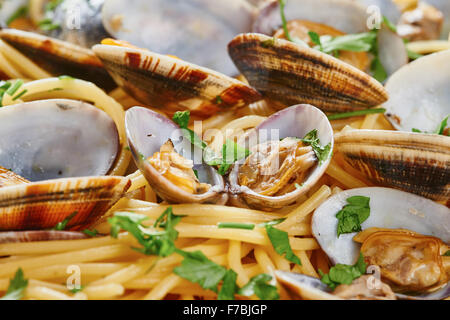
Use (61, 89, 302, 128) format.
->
(0, 176, 131, 231)
(334, 130, 450, 201)
(227, 33, 389, 112)
(0, 29, 116, 91)
(92, 44, 262, 119)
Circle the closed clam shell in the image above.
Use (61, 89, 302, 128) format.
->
(335, 130, 450, 201)
(0, 176, 131, 231)
(93, 44, 262, 118)
(228, 33, 388, 112)
(0, 29, 116, 91)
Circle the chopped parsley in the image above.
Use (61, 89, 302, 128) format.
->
(266, 225, 301, 265)
(257, 218, 286, 228)
(53, 211, 78, 230)
(301, 129, 332, 164)
(336, 196, 370, 237)
(319, 253, 367, 290)
(82, 229, 99, 237)
(327, 108, 386, 120)
(218, 222, 255, 230)
(0, 268, 28, 300)
(38, 18, 60, 31)
(58, 75, 74, 80)
(6, 5, 28, 26)
(238, 273, 280, 300)
(108, 207, 183, 257)
(172, 111, 249, 175)
(69, 285, 84, 294)
(443, 250, 450, 257)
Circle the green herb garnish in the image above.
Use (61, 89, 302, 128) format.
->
(443, 250, 450, 257)
(218, 139, 250, 175)
(301, 129, 332, 164)
(407, 49, 423, 60)
(238, 274, 280, 300)
(6, 5, 28, 26)
(12, 89, 27, 101)
(412, 115, 449, 136)
(0, 268, 28, 300)
(38, 18, 61, 31)
(54, 211, 78, 230)
(266, 225, 301, 265)
(217, 269, 238, 300)
(69, 285, 85, 294)
(277, 0, 308, 47)
(336, 196, 370, 237)
(108, 207, 182, 257)
(218, 222, 255, 230)
(319, 253, 367, 290)
(82, 229, 99, 237)
(257, 218, 286, 228)
(58, 75, 74, 80)
(327, 108, 386, 120)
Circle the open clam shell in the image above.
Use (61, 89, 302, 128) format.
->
(93, 44, 262, 118)
(253, 0, 368, 35)
(125, 107, 226, 204)
(312, 187, 450, 265)
(275, 271, 338, 300)
(228, 104, 333, 210)
(102, 0, 255, 76)
(0, 29, 116, 91)
(228, 33, 388, 112)
(383, 50, 450, 133)
(0, 176, 131, 231)
(335, 129, 449, 201)
(0, 231, 89, 243)
(252, 0, 407, 78)
(0, 99, 120, 182)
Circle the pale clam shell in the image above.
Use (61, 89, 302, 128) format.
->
(125, 107, 226, 204)
(0, 99, 120, 182)
(383, 50, 450, 133)
(229, 104, 333, 210)
(312, 187, 450, 265)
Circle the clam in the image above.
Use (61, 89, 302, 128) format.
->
(307, 187, 450, 298)
(0, 29, 116, 91)
(93, 44, 261, 119)
(426, 0, 450, 38)
(125, 106, 226, 204)
(228, 104, 334, 210)
(228, 33, 388, 112)
(101, 0, 255, 75)
(312, 187, 450, 265)
(0, 99, 120, 182)
(334, 129, 449, 201)
(383, 49, 450, 133)
(0, 175, 130, 231)
(251, 0, 407, 77)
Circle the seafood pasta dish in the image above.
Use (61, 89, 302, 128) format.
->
(0, 0, 448, 301)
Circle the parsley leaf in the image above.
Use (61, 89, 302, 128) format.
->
(316, 32, 377, 54)
(173, 249, 228, 293)
(217, 269, 238, 300)
(38, 18, 61, 31)
(0, 268, 28, 300)
(82, 229, 99, 237)
(218, 139, 250, 175)
(327, 108, 386, 121)
(301, 129, 332, 164)
(218, 222, 255, 230)
(435, 115, 449, 135)
(108, 207, 182, 257)
(53, 211, 78, 230)
(69, 285, 85, 294)
(319, 253, 367, 290)
(172, 110, 190, 129)
(238, 274, 280, 300)
(277, 0, 308, 47)
(6, 5, 28, 26)
(443, 250, 450, 257)
(265, 225, 301, 265)
(336, 196, 371, 237)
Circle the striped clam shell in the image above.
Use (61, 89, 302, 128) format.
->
(335, 130, 450, 201)
(0, 29, 116, 91)
(93, 44, 262, 119)
(227, 33, 389, 112)
(0, 231, 90, 244)
(0, 176, 131, 231)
